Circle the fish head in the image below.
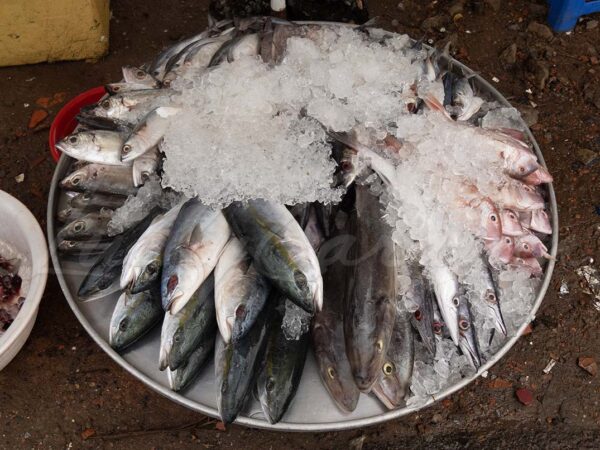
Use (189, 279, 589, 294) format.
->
(483, 288, 507, 336)
(411, 308, 436, 355)
(372, 360, 406, 409)
(530, 209, 552, 235)
(57, 208, 76, 223)
(510, 257, 543, 277)
(122, 66, 157, 86)
(457, 298, 481, 369)
(500, 209, 525, 237)
(162, 250, 204, 313)
(503, 149, 539, 178)
(57, 218, 89, 241)
(56, 132, 96, 159)
(312, 323, 359, 413)
(131, 259, 161, 294)
(478, 198, 502, 241)
(121, 134, 147, 163)
(487, 236, 515, 265)
(109, 293, 135, 351)
(515, 234, 550, 259)
(338, 147, 360, 188)
(442, 294, 461, 345)
(60, 167, 90, 190)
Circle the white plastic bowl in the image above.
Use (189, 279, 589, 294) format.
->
(0, 190, 48, 370)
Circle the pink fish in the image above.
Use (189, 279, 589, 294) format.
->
(497, 182, 545, 211)
(510, 256, 543, 277)
(518, 209, 552, 235)
(514, 233, 553, 260)
(486, 236, 514, 265)
(521, 166, 553, 185)
(500, 209, 526, 237)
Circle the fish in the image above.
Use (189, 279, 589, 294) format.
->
(256, 297, 309, 424)
(457, 293, 481, 369)
(60, 164, 137, 196)
(159, 274, 217, 371)
(406, 263, 436, 355)
(105, 82, 158, 95)
(372, 309, 414, 409)
(485, 236, 515, 265)
(312, 231, 360, 413)
(452, 78, 484, 121)
(167, 333, 216, 392)
(109, 286, 163, 351)
(121, 107, 180, 162)
(510, 256, 543, 277)
(430, 264, 460, 345)
(121, 204, 182, 294)
(499, 209, 526, 237)
(69, 191, 127, 211)
(209, 33, 261, 66)
(56, 209, 113, 241)
(56, 130, 130, 166)
(148, 32, 208, 79)
(514, 233, 552, 260)
(84, 89, 173, 125)
(57, 239, 110, 257)
(161, 198, 230, 314)
(132, 147, 161, 187)
(518, 209, 552, 235)
(78, 208, 163, 299)
(214, 302, 272, 424)
(57, 207, 91, 223)
(302, 204, 327, 251)
(521, 166, 553, 185)
(497, 182, 545, 211)
(223, 200, 322, 314)
(431, 300, 450, 341)
(464, 196, 503, 242)
(121, 66, 161, 88)
(479, 259, 507, 336)
(214, 237, 271, 344)
(344, 184, 397, 391)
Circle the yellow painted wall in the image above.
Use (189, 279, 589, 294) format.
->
(0, 0, 110, 67)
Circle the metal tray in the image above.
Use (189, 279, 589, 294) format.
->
(46, 24, 558, 432)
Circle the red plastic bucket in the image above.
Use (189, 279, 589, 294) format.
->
(48, 86, 107, 162)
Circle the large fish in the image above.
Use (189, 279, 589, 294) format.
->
(121, 204, 182, 294)
(214, 237, 270, 343)
(56, 130, 130, 166)
(167, 332, 216, 392)
(159, 274, 217, 371)
(78, 208, 163, 299)
(256, 296, 309, 424)
(161, 198, 230, 313)
(214, 303, 272, 424)
(372, 309, 414, 409)
(109, 286, 163, 351)
(430, 264, 460, 345)
(56, 210, 113, 241)
(60, 164, 137, 196)
(344, 184, 397, 391)
(223, 200, 322, 314)
(83, 89, 174, 125)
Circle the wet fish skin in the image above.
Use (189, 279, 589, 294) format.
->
(60, 164, 137, 196)
(485, 236, 515, 265)
(121, 107, 180, 162)
(480, 259, 507, 336)
(223, 200, 322, 314)
(344, 184, 397, 392)
(57, 207, 90, 224)
(121, 204, 182, 294)
(160, 274, 217, 371)
(161, 198, 230, 313)
(257, 297, 309, 424)
(167, 332, 215, 392)
(109, 286, 163, 351)
(430, 265, 460, 345)
(406, 263, 436, 355)
(215, 302, 272, 425)
(106, 82, 158, 95)
(122, 66, 160, 88)
(87, 89, 173, 125)
(57, 239, 110, 257)
(132, 148, 161, 187)
(372, 309, 414, 409)
(500, 209, 526, 237)
(214, 237, 271, 344)
(78, 208, 163, 298)
(69, 191, 127, 211)
(56, 130, 130, 166)
(457, 292, 482, 369)
(514, 233, 552, 260)
(56, 209, 113, 241)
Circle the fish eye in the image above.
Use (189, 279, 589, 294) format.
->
(266, 377, 275, 392)
(490, 214, 497, 222)
(509, 213, 516, 220)
(112, 85, 121, 92)
(486, 292, 497, 303)
(141, 171, 151, 181)
(68, 135, 79, 144)
(375, 339, 383, 352)
(163, 79, 172, 87)
(147, 263, 157, 275)
(82, 192, 91, 200)
(519, 166, 525, 173)
(73, 221, 85, 232)
(433, 323, 442, 335)
(135, 69, 147, 79)
(505, 237, 512, 244)
(67, 241, 76, 248)
(122, 144, 132, 154)
(174, 333, 181, 343)
(327, 367, 337, 379)
(340, 161, 353, 171)
(452, 297, 460, 307)
(414, 309, 422, 321)
(383, 362, 394, 375)
(119, 318, 129, 331)
(71, 176, 81, 185)
(101, 99, 111, 109)
(459, 319, 469, 331)
(523, 243, 529, 250)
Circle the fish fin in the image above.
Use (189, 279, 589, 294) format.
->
(423, 94, 452, 119)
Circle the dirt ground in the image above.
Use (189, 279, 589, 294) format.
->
(0, 0, 599, 448)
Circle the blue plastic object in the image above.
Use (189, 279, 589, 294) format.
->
(548, 0, 600, 32)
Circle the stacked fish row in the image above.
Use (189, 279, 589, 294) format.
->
(53, 18, 555, 424)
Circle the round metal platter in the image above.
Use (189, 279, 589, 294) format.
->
(46, 23, 558, 432)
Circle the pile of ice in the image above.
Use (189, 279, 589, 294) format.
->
(161, 27, 423, 206)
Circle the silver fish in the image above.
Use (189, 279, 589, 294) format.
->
(132, 147, 161, 187)
(57, 239, 110, 256)
(430, 264, 460, 345)
(479, 259, 507, 336)
(161, 198, 230, 314)
(457, 293, 481, 369)
(406, 263, 436, 355)
(105, 82, 158, 95)
(56, 209, 113, 241)
(167, 333, 215, 392)
(69, 191, 127, 211)
(86, 89, 173, 125)
(56, 130, 130, 166)
(60, 164, 137, 196)
(122, 66, 160, 88)
(452, 78, 484, 121)
(121, 107, 180, 162)
(57, 207, 89, 223)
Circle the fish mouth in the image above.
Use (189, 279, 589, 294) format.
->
(158, 342, 171, 371)
(489, 307, 507, 336)
(372, 381, 405, 410)
(459, 337, 481, 369)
